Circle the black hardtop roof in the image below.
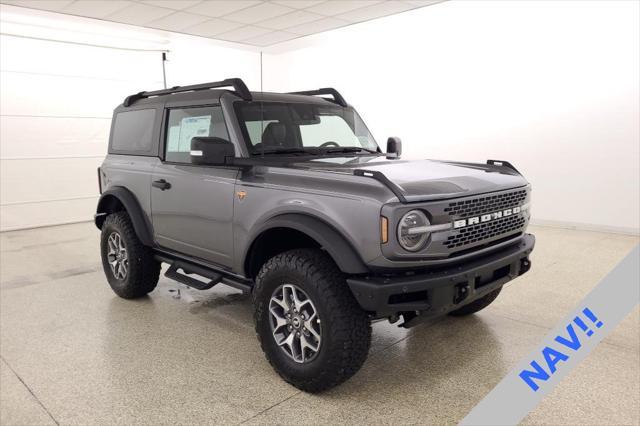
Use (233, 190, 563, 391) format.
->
(118, 77, 348, 110)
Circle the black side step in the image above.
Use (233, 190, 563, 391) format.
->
(155, 253, 253, 294)
(165, 262, 221, 290)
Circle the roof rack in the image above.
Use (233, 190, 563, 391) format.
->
(288, 88, 348, 107)
(123, 78, 251, 107)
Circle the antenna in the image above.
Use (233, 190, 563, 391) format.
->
(260, 51, 265, 157)
(161, 52, 167, 89)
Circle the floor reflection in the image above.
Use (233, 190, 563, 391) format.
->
(104, 279, 508, 400)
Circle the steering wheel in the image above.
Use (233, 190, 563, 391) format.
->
(319, 141, 340, 148)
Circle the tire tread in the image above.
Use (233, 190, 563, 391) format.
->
(101, 211, 160, 299)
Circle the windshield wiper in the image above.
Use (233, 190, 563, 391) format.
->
(251, 148, 318, 156)
(324, 147, 379, 154)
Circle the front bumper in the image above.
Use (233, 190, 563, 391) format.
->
(347, 233, 535, 321)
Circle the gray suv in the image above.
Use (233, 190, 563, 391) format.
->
(95, 78, 535, 392)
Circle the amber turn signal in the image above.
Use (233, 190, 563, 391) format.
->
(381, 216, 389, 244)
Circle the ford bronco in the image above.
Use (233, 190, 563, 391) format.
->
(95, 78, 535, 392)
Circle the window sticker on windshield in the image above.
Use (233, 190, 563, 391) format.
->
(176, 115, 211, 152)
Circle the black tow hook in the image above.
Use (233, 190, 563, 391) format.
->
(454, 282, 470, 304)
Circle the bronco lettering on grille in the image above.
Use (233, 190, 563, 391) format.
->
(453, 206, 522, 229)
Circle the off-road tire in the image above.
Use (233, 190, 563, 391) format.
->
(449, 286, 502, 316)
(100, 211, 160, 299)
(253, 249, 371, 393)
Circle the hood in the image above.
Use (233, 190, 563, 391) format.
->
(291, 156, 529, 202)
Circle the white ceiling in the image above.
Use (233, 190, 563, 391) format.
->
(0, 0, 444, 47)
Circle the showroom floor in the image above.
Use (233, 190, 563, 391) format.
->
(0, 223, 638, 425)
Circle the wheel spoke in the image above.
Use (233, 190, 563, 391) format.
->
(270, 307, 288, 332)
(107, 236, 117, 254)
(279, 332, 295, 353)
(283, 285, 296, 309)
(304, 320, 321, 341)
(270, 294, 289, 311)
(300, 333, 318, 352)
(290, 287, 309, 311)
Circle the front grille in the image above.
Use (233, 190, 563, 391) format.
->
(444, 189, 527, 217)
(446, 214, 526, 249)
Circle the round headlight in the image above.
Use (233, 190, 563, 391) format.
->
(397, 210, 430, 252)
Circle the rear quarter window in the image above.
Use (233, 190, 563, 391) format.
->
(110, 109, 156, 154)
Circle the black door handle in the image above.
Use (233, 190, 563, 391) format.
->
(152, 179, 171, 190)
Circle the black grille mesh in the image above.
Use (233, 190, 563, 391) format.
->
(444, 189, 527, 218)
(446, 215, 526, 249)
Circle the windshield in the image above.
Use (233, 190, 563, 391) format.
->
(234, 101, 379, 155)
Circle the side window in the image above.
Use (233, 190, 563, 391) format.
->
(165, 106, 229, 163)
(111, 109, 156, 153)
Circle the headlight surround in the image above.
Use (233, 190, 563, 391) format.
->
(397, 210, 430, 252)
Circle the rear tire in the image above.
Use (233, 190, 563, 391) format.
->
(253, 249, 371, 393)
(449, 286, 502, 316)
(100, 211, 160, 299)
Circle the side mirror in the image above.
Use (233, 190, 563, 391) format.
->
(386, 137, 402, 159)
(191, 137, 235, 166)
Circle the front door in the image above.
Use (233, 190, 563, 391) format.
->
(151, 105, 238, 267)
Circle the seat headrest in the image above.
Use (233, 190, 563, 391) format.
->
(261, 122, 287, 147)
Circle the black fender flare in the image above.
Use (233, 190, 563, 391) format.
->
(95, 187, 155, 247)
(245, 213, 369, 275)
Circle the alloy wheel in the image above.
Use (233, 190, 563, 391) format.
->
(107, 232, 128, 280)
(269, 284, 322, 363)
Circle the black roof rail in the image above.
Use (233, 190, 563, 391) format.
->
(288, 88, 348, 107)
(123, 78, 251, 107)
